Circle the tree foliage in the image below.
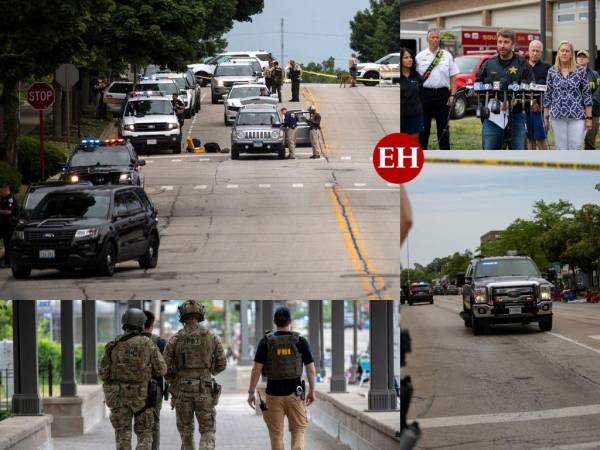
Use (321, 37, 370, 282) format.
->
(350, 0, 400, 62)
(0, 301, 11, 340)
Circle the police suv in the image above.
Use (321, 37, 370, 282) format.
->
(61, 138, 146, 188)
(356, 53, 400, 85)
(461, 256, 553, 335)
(120, 91, 182, 154)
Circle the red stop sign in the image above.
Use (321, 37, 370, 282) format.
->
(27, 83, 55, 110)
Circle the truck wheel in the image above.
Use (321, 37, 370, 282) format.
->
(12, 264, 31, 280)
(539, 317, 552, 332)
(408, 299, 413, 306)
(231, 146, 240, 160)
(138, 234, 159, 269)
(99, 241, 116, 277)
(172, 143, 182, 154)
(463, 304, 472, 328)
(430, 298, 434, 304)
(471, 313, 484, 335)
(451, 96, 466, 119)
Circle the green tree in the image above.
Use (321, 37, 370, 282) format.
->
(0, 301, 11, 340)
(532, 199, 575, 230)
(0, 0, 112, 165)
(350, 0, 400, 62)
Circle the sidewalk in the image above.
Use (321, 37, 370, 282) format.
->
(53, 367, 349, 450)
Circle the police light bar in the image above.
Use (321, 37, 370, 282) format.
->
(79, 138, 126, 148)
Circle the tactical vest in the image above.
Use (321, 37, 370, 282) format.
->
(175, 326, 214, 372)
(263, 332, 303, 380)
(273, 67, 284, 84)
(108, 333, 152, 384)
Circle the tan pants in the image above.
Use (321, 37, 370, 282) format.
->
(262, 393, 308, 450)
(309, 129, 322, 157)
(287, 128, 297, 157)
(585, 116, 599, 150)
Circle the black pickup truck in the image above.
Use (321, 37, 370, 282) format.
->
(461, 256, 553, 335)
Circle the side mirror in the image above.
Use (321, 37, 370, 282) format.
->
(464, 276, 473, 285)
(137, 159, 146, 166)
(221, 94, 228, 99)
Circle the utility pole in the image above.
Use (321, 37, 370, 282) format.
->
(540, 0, 547, 63)
(281, 18, 284, 65)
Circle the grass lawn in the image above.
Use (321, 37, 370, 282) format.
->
(426, 115, 599, 150)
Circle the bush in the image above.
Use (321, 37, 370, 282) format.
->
(38, 338, 61, 383)
(18, 136, 67, 183)
(0, 162, 21, 194)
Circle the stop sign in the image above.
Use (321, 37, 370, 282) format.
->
(27, 83, 55, 110)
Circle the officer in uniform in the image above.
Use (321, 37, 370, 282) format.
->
(476, 28, 534, 149)
(171, 93, 186, 128)
(271, 61, 284, 103)
(163, 301, 227, 450)
(349, 52, 358, 87)
(306, 105, 322, 159)
(415, 28, 459, 149)
(281, 107, 298, 159)
(99, 309, 167, 450)
(142, 310, 167, 450)
(0, 183, 18, 268)
(247, 306, 316, 450)
(288, 60, 302, 102)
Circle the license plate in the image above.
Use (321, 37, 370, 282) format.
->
(147, 139, 157, 145)
(39, 249, 55, 259)
(254, 140, 263, 148)
(509, 307, 522, 315)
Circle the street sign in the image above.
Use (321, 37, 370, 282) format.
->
(27, 83, 55, 110)
(55, 63, 79, 88)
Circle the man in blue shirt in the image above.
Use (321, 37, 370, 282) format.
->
(281, 108, 298, 159)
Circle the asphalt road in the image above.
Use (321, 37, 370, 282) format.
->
(0, 83, 399, 300)
(403, 295, 600, 450)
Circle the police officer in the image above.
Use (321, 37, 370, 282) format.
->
(281, 107, 298, 159)
(0, 183, 18, 268)
(349, 52, 358, 88)
(476, 28, 534, 150)
(415, 27, 458, 150)
(288, 60, 302, 102)
(271, 61, 284, 103)
(142, 310, 167, 450)
(576, 49, 600, 150)
(172, 93, 185, 128)
(264, 61, 274, 94)
(306, 105, 322, 159)
(247, 306, 316, 450)
(99, 309, 167, 450)
(163, 301, 227, 450)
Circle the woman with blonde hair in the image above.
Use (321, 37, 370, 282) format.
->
(543, 40, 592, 149)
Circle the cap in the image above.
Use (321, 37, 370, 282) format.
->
(307, 105, 315, 113)
(577, 49, 590, 58)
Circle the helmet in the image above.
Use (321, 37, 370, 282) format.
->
(178, 300, 205, 323)
(121, 308, 146, 331)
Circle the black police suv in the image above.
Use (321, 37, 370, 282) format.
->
(408, 282, 434, 305)
(461, 256, 553, 335)
(11, 185, 159, 279)
(60, 139, 146, 188)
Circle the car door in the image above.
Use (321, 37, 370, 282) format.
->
(112, 191, 134, 260)
(124, 190, 148, 257)
(294, 111, 311, 145)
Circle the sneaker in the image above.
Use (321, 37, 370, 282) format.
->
(310, 155, 320, 159)
(288, 155, 296, 159)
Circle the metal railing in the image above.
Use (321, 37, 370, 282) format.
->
(0, 367, 14, 417)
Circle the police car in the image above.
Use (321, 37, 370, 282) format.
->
(119, 91, 182, 154)
(356, 53, 400, 86)
(211, 62, 261, 104)
(60, 138, 146, 188)
(153, 70, 201, 117)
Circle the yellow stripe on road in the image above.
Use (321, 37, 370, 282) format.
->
(304, 86, 390, 300)
(425, 158, 600, 171)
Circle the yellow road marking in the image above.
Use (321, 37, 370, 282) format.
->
(305, 86, 390, 300)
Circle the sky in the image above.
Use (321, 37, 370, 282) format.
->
(224, 0, 370, 69)
(401, 151, 600, 268)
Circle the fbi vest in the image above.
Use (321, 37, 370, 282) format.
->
(263, 332, 303, 380)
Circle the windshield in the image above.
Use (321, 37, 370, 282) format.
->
(155, 76, 186, 90)
(229, 86, 265, 99)
(455, 57, 480, 73)
(236, 112, 280, 126)
(137, 82, 178, 95)
(215, 65, 254, 77)
(255, 53, 271, 61)
(108, 83, 133, 94)
(30, 192, 110, 220)
(70, 148, 132, 167)
(475, 259, 541, 278)
(231, 60, 260, 72)
(124, 99, 173, 117)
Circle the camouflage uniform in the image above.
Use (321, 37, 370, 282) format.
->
(164, 308, 227, 450)
(99, 327, 167, 450)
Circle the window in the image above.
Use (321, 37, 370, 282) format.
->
(580, 12, 589, 20)
(125, 192, 143, 213)
(109, 83, 133, 94)
(558, 1, 576, 9)
(558, 13, 576, 22)
(114, 193, 128, 216)
(578, 1, 589, 8)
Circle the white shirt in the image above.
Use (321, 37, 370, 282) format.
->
(415, 47, 459, 89)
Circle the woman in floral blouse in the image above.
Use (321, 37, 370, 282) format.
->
(543, 40, 592, 149)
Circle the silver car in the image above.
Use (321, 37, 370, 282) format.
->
(223, 84, 276, 126)
(230, 104, 285, 159)
(211, 62, 259, 104)
(284, 109, 312, 147)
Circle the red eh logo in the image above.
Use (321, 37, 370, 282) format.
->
(372, 133, 424, 184)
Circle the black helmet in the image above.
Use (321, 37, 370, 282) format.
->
(121, 308, 146, 331)
(178, 300, 205, 323)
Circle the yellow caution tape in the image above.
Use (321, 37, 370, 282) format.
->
(425, 157, 600, 171)
(302, 69, 389, 83)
